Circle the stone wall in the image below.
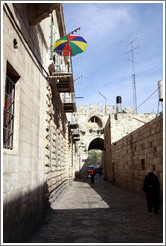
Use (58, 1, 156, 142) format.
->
(3, 3, 72, 243)
(3, 3, 48, 242)
(44, 80, 73, 206)
(75, 104, 156, 175)
(111, 113, 156, 143)
(103, 115, 112, 181)
(104, 114, 163, 200)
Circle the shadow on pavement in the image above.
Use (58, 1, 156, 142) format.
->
(29, 175, 163, 244)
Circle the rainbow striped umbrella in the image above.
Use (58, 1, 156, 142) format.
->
(53, 35, 88, 57)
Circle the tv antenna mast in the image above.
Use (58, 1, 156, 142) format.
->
(124, 37, 140, 113)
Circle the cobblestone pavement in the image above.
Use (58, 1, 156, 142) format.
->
(29, 175, 163, 244)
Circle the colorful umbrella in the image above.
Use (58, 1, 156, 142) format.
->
(53, 35, 88, 57)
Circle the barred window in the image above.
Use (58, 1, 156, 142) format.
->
(3, 63, 19, 149)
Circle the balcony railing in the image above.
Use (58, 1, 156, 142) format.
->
(60, 93, 76, 112)
(60, 93, 76, 104)
(70, 116, 78, 125)
(67, 113, 79, 129)
(53, 50, 72, 73)
(73, 136, 80, 142)
(49, 50, 74, 93)
(72, 129, 80, 136)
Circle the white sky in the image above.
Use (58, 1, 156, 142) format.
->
(63, 1, 164, 113)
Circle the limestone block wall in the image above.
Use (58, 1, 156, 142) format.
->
(111, 113, 156, 143)
(76, 104, 108, 147)
(3, 3, 68, 243)
(75, 104, 156, 175)
(45, 81, 73, 206)
(104, 114, 163, 200)
(3, 3, 49, 242)
(77, 104, 110, 129)
(103, 116, 112, 181)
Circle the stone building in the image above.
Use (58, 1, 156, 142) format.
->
(3, 3, 78, 242)
(104, 114, 163, 200)
(73, 102, 156, 178)
(74, 102, 162, 200)
(2, 3, 162, 243)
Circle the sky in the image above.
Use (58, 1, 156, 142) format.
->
(63, 1, 164, 113)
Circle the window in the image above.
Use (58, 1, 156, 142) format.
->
(88, 116, 102, 128)
(3, 63, 19, 149)
(91, 117, 98, 123)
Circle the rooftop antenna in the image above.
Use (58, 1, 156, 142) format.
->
(124, 37, 140, 113)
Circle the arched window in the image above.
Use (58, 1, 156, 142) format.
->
(91, 116, 98, 123)
(88, 116, 102, 128)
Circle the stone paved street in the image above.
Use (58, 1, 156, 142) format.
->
(29, 175, 163, 244)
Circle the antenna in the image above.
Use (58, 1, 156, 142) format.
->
(124, 37, 140, 113)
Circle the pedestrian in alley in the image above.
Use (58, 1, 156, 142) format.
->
(143, 168, 160, 214)
(89, 168, 95, 184)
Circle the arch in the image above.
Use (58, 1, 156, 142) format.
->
(88, 115, 102, 128)
(88, 137, 105, 151)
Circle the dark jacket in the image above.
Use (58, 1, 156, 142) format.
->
(143, 172, 160, 208)
(143, 172, 160, 193)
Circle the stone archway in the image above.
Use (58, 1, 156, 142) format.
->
(88, 137, 105, 151)
(86, 137, 105, 177)
(77, 137, 105, 179)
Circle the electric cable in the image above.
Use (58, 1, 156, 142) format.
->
(136, 83, 163, 111)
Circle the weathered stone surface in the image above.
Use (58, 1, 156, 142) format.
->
(104, 114, 163, 201)
(29, 177, 163, 244)
(3, 3, 73, 243)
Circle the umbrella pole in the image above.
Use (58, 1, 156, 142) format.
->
(66, 36, 72, 73)
(66, 27, 81, 72)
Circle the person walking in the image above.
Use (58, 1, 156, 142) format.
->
(143, 168, 160, 214)
(89, 168, 95, 184)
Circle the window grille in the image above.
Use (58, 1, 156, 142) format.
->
(3, 75, 16, 149)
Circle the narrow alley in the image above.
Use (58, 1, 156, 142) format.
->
(29, 175, 163, 244)
(2, 3, 164, 244)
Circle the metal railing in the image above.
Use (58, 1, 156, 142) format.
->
(53, 50, 72, 73)
(60, 93, 76, 104)
(72, 129, 80, 135)
(70, 116, 78, 125)
(67, 113, 78, 124)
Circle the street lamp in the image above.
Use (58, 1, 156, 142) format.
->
(99, 91, 107, 115)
